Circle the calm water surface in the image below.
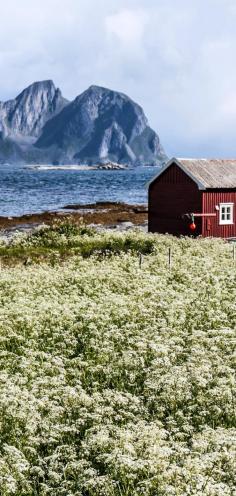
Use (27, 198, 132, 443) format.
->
(0, 165, 158, 217)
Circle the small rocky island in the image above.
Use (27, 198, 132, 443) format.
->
(96, 162, 128, 170)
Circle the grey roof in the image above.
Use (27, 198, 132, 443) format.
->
(149, 158, 236, 190)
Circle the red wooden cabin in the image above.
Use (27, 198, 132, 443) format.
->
(148, 158, 236, 238)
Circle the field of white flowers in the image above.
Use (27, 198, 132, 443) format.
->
(0, 227, 235, 495)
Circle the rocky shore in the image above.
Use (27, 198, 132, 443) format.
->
(0, 202, 148, 239)
(26, 162, 128, 171)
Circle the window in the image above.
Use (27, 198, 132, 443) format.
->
(219, 203, 234, 225)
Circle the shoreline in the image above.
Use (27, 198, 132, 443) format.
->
(0, 202, 148, 236)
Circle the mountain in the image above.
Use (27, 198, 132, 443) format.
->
(0, 81, 167, 166)
(0, 80, 68, 142)
(0, 132, 24, 162)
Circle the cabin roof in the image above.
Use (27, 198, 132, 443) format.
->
(149, 158, 236, 190)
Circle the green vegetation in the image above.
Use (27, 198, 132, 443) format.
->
(0, 221, 156, 265)
(0, 225, 235, 495)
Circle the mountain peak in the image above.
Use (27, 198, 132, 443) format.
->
(21, 79, 55, 90)
(85, 84, 129, 99)
(14, 80, 58, 104)
(0, 80, 68, 140)
(36, 84, 166, 166)
(87, 84, 111, 92)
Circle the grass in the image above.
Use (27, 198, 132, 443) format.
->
(0, 220, 156, 266)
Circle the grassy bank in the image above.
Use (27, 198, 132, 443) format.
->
(0, 225, 235, 495)
(0, 221, 154, 266)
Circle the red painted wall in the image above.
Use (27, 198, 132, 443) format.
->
(148, 163, 236, 237)
(202, 190, 236, 238)
(148, 164, 202, 235)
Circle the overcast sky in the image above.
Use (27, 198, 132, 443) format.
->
(0, 0, 236, 157)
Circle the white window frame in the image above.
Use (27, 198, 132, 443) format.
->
(219, 203, 234, 225)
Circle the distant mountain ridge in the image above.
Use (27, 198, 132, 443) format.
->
(0, 80, 167, 166)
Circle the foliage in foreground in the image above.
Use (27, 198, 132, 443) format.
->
(0, 229, 235, 495)
(0, 221, 155, 264)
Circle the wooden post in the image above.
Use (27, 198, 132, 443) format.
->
(168, 247, 171, 268)
(139, 253, 143, 268)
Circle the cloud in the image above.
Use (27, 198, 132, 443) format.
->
(105, 8, 149, 46)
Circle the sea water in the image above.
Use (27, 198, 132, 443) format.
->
(0, 164, 158, 217)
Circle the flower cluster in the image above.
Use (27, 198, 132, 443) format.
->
(0, 232, 235, 495)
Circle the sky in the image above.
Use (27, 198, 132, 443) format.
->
(0, 0, 236, 157)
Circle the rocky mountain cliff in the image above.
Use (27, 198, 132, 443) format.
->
(0, 81, 167, 166)
(0, 80, 68, 142)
